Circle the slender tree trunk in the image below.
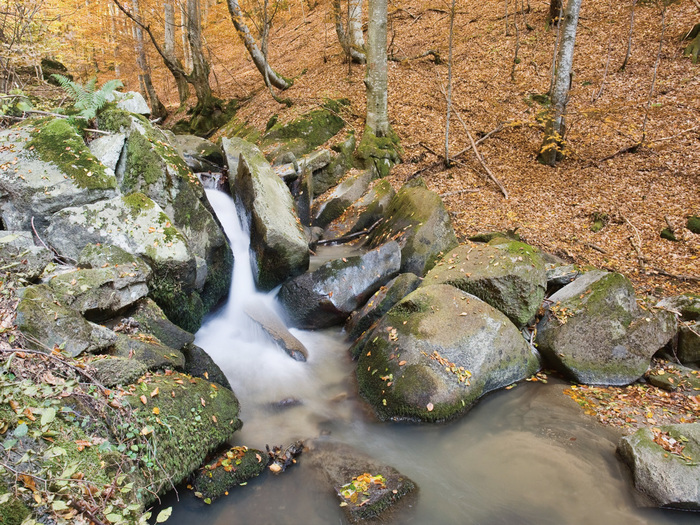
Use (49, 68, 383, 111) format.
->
(333, 0, 366, 63)
(538, 0, 581, 166)
(444, 0, 456, 166)
(108, 2, 121, 77)
(226, 0, 292, 89)
(365, 0, 389, 136)
(181, 3, 192, 71)
(186, 0, 214, 109)
(620, 0, 637, 71)
(165, 1, 190, 106)
(131, 0, 167, 119)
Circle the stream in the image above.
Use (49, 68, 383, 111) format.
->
(162, 189, 696, 524)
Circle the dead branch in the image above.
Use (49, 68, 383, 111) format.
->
(440, 188, 480, 197)
(316, 219, 382, 246)
(389, 49, 442, 64)
(623, 214, 646, 269)
(457, 113, 509, 199)
(651, 268, 700, 283)
(419, 141, 441, 157)
(584, 242, 607, 254)
(598, 142, 640, 162)
(451, 123, 506, 158)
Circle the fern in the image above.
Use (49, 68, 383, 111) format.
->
(51, 74, 124, 120)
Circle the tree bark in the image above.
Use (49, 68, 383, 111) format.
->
(225, 0, 292, 90)
(365, 0, 389, 136)
(165, 1, 190, 106)
(186, 0, 214, 109)
(131, 0, 167, 119)
(538, 0, 581, 166)
(333, 0, 366, 63)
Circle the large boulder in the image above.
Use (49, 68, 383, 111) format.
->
(346, 272, 421, 346)
(421, 240, 547, 328)
(657, 294, 700, 366)
(170, 134, 224, 172)
(324, 178, 395, 241)
(367, 179, 458, 277)
(278, 241, 401, 329)
(0, 120, 117, 232)
(536, 271, 677, 385)
(88, 132, 126, 176)
(0, 231, 52, 281)
(181, 343, 232, 390)
(223, 137, 309, 290)
(356, 284, 539, 422)
(307, 441, 417, 523)
(313, 132, 356, 197)
(618, 423, 700, 509)
(15, 284, 117, 357)
(105, 90, 151, 115)
(126, 298, 195, 351)
(312, 169, 372, 228)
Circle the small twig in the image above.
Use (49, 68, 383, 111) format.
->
(598, 142, 640, 162)
(317, 219, 382, 246)
(419, 141, 440, 157)
(649, 126, 700, 144)
(388, 49, 442, 64)
(451, 123, 505, 158)
(440, 188, 480, 197)
(24, 109, 86, 120)
(460, 116, 508, 199)
(583, 242, 607, 254)
(623, 215, 646, 269)
(69, 499, 109, 525)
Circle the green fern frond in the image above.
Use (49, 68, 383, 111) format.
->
(51, 74, 124, 120)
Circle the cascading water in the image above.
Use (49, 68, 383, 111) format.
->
(165, 188, 697, 525)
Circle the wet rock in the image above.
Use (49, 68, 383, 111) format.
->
(278, 241, 401, 329)
(170, 134, 224, 172)
(127, 298, 195, 350)
(618, 423, 700, 509)
(267, 441, 304, 474)
(536, 271, 677, 385)
(312, 169, 372, 228)
(192, 446, 267, 503)
(356, 284, 539, 422)
(307, 441, 417, 523)
(223, 137, 309, 290)
(0, 231, 52, 281)
(244, 302, 308, 361)
(346, 272, 421, 346)
(421, 240, 547, 328)
(16, 284, 117, 357)
(325, 179, 395, 241)
(367, 178, 458, 277)
(181, 343, 232, 390)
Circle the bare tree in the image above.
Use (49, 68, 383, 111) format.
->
(538, 0, 582, 166)
(334, 0, 366, 63)
(365, 0, 389, 136)
(131, 0, 167, 119)
(165, 1, 190, 106)
(444, 0, 456, 166)
(619, 0, 637, 71)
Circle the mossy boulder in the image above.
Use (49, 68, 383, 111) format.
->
(192, 446, 266, 503)
(312, 169, 372, 228)
(656, 294, 700, 321)
(356, 126, 401, 178)
(367, 179, 458, 276)
(536, 271, 677, 385)
(618, 423, 700, 509)
(325, 179, 395, 241)
(313, 132, 356, 196)
(346, 272, 421, 346)
(678, 322, 700, 366)
(307, 441, 417, 523)
(421, 241, 547, 328)
(15, 284, 117, 357)
(181, 343, 232, 389)
(687, 216, 700, 234)
(0, 231, 52, 281)
(223, 137, 309, 290)
(88, 132, 126, 176)
(278, 241, 401, 329)
(90, 356, 149, 387)
(127, 298, 195, 350)
(170, 134, 225, 172)
(0, 120, 117, 232)
(356, 284, 539, 422)
(111, 332, 185, 371)
(124, 372, 242, 501)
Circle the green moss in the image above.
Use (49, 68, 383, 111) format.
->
(121, 192, 155, 218)
(192, 447, 266, 502)
(582, 273, 634, 327)
(27, 119, 116, 190)
(356, 126, 402, 178)
(199, 244, 232, 312)
(148, 272, 205, 333)
(0, 483, 30, 525)
(97, 108, 137, 132)
(687, 216, 700, 234)
(217, 115, 261, 142)
(123, 131, 164, 191)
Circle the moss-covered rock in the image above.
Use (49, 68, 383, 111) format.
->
(356, 126, 402, 178)
(536, 271, 677, 385)
(111, 332, 185, 371)
(0, 231, 52, 282)
(127, 298, 195, 350)
(313, 132, 356, 196)
(367, 179, 458, 276)
(312, 169, 372, 228)
(687, 216, 700, 234)
(90, 356, 148, 387)
(0, 482, 30, 525)
(181, 343, 232, 389)
(618, 423, 700, 509)
(657, 294, 700, 321)
(192, 446, 266, 503)
(421, 241, 547, 328)
(356, 284, 539, 422)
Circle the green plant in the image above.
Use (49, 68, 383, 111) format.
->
(50, 74, 123, 120)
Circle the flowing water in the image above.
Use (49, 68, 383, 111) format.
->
(165, 190, 697, 524)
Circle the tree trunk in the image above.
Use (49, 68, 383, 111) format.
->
(226, 0, 292, 90)
(365, 0, 389, 136)
(685, 23, 700, 63)
(186, 0, 214, 110)
(180, 2, 192, 71)
(108, 2, 121, 77)
(538, 0, 581, 166)
(165, 1, 190, 106)
(333, 0, 366, 63)
(547, 0, 562, 26)
(132, 0, 167, 119)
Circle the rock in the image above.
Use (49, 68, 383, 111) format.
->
(356, 284, 539, 422)
(687, 216, 700, 234)
(618, 423, 700, 509)
(278, 241, 401, 329)
(313, 169, 372, 228)
(41, 57, 71, 84)
(346, 273, 421, 346)
(192, 446, 267, 503)
(127, 298, 195, 350)
(111, 332, 185, 371)
(314, 132, 356, 196)
(223, 137, 309, 290)
(0, 120, 117, 232)
(244, 303, 308, 361)
(367, 179, 458, 277)
(170, 134, 224, 172)
(0, 231, 52, 281)
(324, 179, 395, 241)
(48, 245, 151, 321)
(678, 321, 700, 365)
(307, 441, 417, 523)
(181, 343, 232, 390)
(90, 356, 148, 387)
(123, 373, 242, 502)
(88, 133, 126, 175)
(546, 263, 581, 291)
(421, 240, 547, 328)
(468, 231, 521, 243)
(16, 284, 117, 357)
(105, 90, 151, 115)
(536, 271, 677, 385)
(275, 148, 332, 183)
(656, 294, 700, 321)
(356, 127, 402, 178)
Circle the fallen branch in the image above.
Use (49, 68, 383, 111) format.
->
(389, 49, 442, 64)
(418, 141, 441, 157)
(583, 242, 607, 254)
(459, 115, 508, 199)
(316, 219, 382, 246)
(450, 122, 506, 159)
(650, 268, 700, 282)
(440, 188, 480, 197)
(599, 142, 640, 162)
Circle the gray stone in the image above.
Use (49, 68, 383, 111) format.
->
(314, 133, 355, 196)
(546, 263, 581, 289)
(325, 179, 395, 241)
(106, 90, 150, 115)
(618, 423, 700, 509)
(128, 298, 195, 351)
(536, 271, 677, 385)
(278, 241, 401, 329)
(678, 321, 700, 365)
(170, 134, 224, 172)
(0, 231, 52, 281)
(244, 302, 308, 361)
(355, 284, 539, 422)
(88, 133, 125, 174)
(367, 179, 458, 277)
(223, 137, 309, 290)
(90, 356, 148, 387)
(313, 169, 372, 228)
(111, 332, 185, 371)
(656, 294, 700, 321)
(421, 240, 547, 328)
(181, 343, 232, 390)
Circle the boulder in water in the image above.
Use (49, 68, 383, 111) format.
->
(192, 446, 267, 503)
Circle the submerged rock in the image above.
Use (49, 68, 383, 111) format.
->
(356, 284, 539, 422)
(536, 271, 677, 385)
(421, 240, 547, 328)
(244, 302, 308, 361)
(278, 241, 401, 329)
(192, 446, 267, 503)
(618, 423, 700, 509)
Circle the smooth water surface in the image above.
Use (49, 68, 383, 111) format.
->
(165, 191, 697, 525)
